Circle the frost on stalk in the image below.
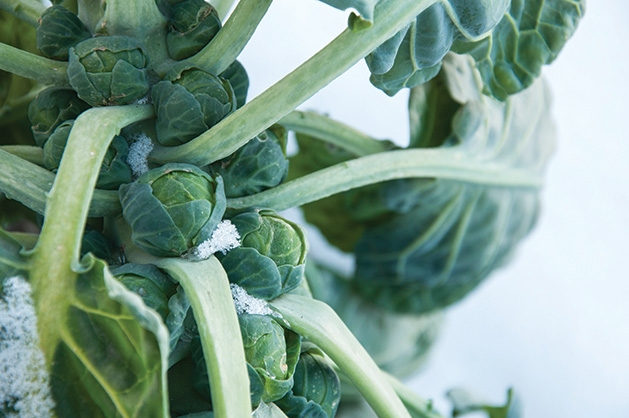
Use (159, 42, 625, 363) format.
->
(0, 276, 55, 418)
(189, 220, 240, 260)
(230, 283, 273, 316)
(127, 132, 154, 178)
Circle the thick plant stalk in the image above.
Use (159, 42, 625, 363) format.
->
(183, 0, 273, 75)
(280, 111, 392, 157)
(156, 257, 253, 418)
(29, 104, 153, 361)
(270, 293, 412, 418)
(0, 0, 47, 26)
(150, 0, 439, 166)
(227, 148, 543, 211)
(0, 42, 69, 85)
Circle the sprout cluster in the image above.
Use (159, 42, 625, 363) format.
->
(22, 3, 333, 416)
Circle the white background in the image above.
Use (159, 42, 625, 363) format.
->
(237, 1, 629, 417)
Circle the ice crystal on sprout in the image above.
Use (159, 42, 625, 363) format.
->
(190, 220, 241, 260)
(127, 132, 154, 178)
(0, 276, 55, 417)
(230, 283, 273, 316)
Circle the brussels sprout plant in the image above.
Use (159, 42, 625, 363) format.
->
(0, 0, 583, 417)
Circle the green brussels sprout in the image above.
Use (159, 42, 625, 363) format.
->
(80, 227, 114, 262)
(27, 86, 90, 147)
(43, 123, 133, 190)
(219, 60, 249, 109)
(119, 163, 227, 257)
(191, 314, 301, 407)
(211, 126, 289, 198)
(166, 0, 222, 60)
(151, 68, 236, 146)
(111, 263, 177, 319)
(276, 345, 341, 418)
(36, 5, 91, 60)
(218, 210, 308, 300)
(67, 35, 150, 106)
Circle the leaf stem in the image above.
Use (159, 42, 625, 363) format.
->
(0, 0, 47, 26)
(0, 41, 69, 85)
(270, 293, 411, 418)
(182, 0, 272, 75)
(0, 148, 122, 217)
(280, 110, 392, 157)
(30, 105, 152, 361)
(154, 256, 253, 418)
(227, 148, 543, 211)
(0, 145, 44, 165)
(150, 0, 438, 166)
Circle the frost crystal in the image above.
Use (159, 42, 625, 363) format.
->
(127, 132, 154, 178)
(190, 220, 241, 260)
(0, 276, 55, 418)
(230, 284, 273, 316)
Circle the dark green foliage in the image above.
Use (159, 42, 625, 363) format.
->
(211, 126, 288, 198)
(365, 0, 508, 95)
(43, 128, 133, 190)
(80, 227, 114, 262)
(152, 68, 236, 145)
(276, 344, 341, 418)
(219, 210, 307, 300)
(67, 36, 150, 106)
(453, 0, 585, 100)
(119, 163, 227, 257)
(166, 0, 222, 60)
(219, 60, 249, 109)
(112, 263, 177, 319)
(27, 87, 90, 147)
(36, 5, 91, 60)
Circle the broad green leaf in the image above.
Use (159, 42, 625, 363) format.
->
(353, 53, 555, 313)
(365, 0, 509, 95)
(33, 255, 170, 417)
(453, 0, 585, 101)
(447, 388, 521, 418)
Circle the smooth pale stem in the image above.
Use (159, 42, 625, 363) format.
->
(383, 373, 444, 418)
(29, 104, 153, 363)
(0, 41, 69, 85)
(270, 293, 411, 418)
(150, 0, 438, 166)
(0, 145, 44, 165)
(227, 147, 543, 211)
(0, 0, 47, 26)
(0, 148, 122, 217)
(182, 0, 272, 76)
(279, 110, 392, 157)
(155, 257, 253, 418)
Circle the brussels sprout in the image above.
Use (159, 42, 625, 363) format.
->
(67, 35, 150, 106)
(211, 126, 289, 198)
(166, 0, 222, 60)
(192, 314, 301, 407)
(43, 124, 133, 190)
(276, 344, 341, 418)
(111, 263, 177, 319)
(218, 210, 308, 300)
(219, 60, 249, 109)
(119, 163, 227, 257)
(36, 5, 91, 60)
(151, 68, 236, 146)
(80, 227, 114, 262)
(27, 86, 90, 147)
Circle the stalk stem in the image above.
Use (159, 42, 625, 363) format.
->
(0, 41, 69, 85)
(150, 0, 437, 166)
(0, 0, 47, 26)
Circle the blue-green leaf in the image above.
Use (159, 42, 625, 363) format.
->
(353, 54, 555, 313)
(365, 0, 509, 95)
(316, 0, 379, 25)
(447, 387, 521, 418)
(453, 0, 585, 100)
